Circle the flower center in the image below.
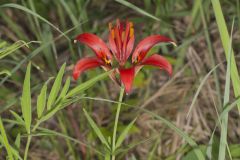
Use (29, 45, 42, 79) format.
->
(103, 56, 111, 66)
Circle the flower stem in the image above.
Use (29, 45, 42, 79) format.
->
(111, 87, 124, 159)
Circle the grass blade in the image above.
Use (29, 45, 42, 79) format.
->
(187, 63, 221, 117)
(60, 0, 79, 26)
(115, 0, 167, 24)
(83, 108, 110, 149)
(47, 63, 66, 110)
(21, 63, 32, 134)
(0, 40, 40, 60)
(219, 97, 240, 119)
(0, 3, 69, 40)
(218, 18, 234, 160)
(0, 117, 13, 160)
(0, 22, 86, 86)
(211, 0, 240, 110)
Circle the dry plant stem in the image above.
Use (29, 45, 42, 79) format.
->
(111, 87, 124, 160)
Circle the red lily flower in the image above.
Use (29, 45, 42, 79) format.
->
(73, 19, 176, 93)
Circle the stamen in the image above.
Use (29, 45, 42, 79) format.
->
(121, 31, 125, 41)
(133, 55, 140, 64)
(130, 28, 134, 38)
(111, 29, 115, 39)
(103, 56, 111, 66)
(129, 22, 133, 28)
(129, 22, 134, 38)
(108, 23, 112, 30)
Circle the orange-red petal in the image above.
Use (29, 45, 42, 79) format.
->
(73, 57, 104, 80)
(119, 67, 135, 94)
(132, 35, 176, 63)
(75, 33, 112, 61)
(140, 54, 172, 76)
(125, 35, 135, 61)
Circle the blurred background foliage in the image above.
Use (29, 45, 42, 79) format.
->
(0, 0, 240, 159)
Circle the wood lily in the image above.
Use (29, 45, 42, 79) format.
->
(73, 19, 176, 93)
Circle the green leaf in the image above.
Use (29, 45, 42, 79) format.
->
(14, 133, 21, 160)
(83, 108, 110, 149)
(21, 63, 31, 134)
(230, 144, 240, 158)
(39, 95, 83, 124)
(0, 117, 13, 160)
(58, 77, 71, 100)
(47, 63, 66, 110)
(37, 83, 47, 118)
(10, 145, 23, 160)
(10, 110, 25, 125)
(115, 118, 137, 149)
(14, 133, 21, 149)
(211, 136, 220, 160)
(39, 71, 110, 127)
(66, 70, 112, 98)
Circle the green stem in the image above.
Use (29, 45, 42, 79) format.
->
(23, 136, 32, 160)
(111, 87, 124, 160)
(24, 121, 41, 160)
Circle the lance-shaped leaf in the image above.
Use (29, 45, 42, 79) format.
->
(115, 118, 137, 149)
(13, 133, 21, 160)
(83, 108, 110, 149)
(57, 77, 71, 101)
(67, 70, 112, 98)
(37, 83, 47, 118)
(10, 110, 25, 125)
(21, 63, 31, 134)
(47, 63, 66, 110)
